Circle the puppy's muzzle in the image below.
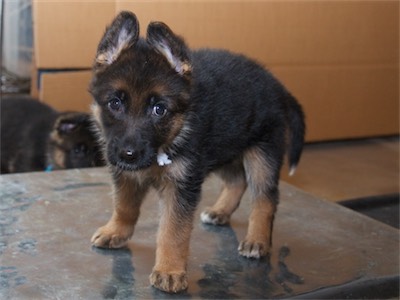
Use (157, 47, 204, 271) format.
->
(112, 140, 155, 171)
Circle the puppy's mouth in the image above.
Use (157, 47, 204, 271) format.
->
(107, 147, 171, 172)
(113, 160, 153, 172)
(108, 152, 156, 172)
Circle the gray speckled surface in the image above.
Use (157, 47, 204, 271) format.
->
(0, 168, 398, 299)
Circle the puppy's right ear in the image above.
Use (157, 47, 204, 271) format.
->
(147, 22, 191, 77)
(95, 11, 139, 68)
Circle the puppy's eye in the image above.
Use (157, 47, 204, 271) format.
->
(152, 103, 167, 117)
(108, 97, 123, 112)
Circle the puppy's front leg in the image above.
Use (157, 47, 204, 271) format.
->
(150, 181, 199, 293)
(91, 173, 149, 248)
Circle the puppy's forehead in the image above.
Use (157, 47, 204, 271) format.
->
(108, 46, 172, 91)
(91, 39, 188, 106)
(109, 75, 173, 96)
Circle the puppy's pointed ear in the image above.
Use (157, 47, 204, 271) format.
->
(147, 22, 191, 76)
(95, 11, 139, 68)
(54, 112, 91, 135)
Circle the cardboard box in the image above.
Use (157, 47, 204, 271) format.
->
(116, 1, 398, 66)
(32, 0, 399, 141)
(272, 65, 399, 141)
(38, 70, 93, 112)
(33, 1, 115, 69)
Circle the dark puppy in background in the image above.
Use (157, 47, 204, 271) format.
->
(90, 12, 305, 293)
(1, 96, 104, 173)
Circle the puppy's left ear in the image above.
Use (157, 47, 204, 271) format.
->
(147, 22, 191, 76)
(55, 113, 91, 135)
(95, 11, 140, 68)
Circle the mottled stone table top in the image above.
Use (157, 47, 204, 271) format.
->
(1, 168, 398, 299)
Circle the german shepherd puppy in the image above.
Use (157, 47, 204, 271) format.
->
(1, 96, 104, 173)
(90, 11, 305, 293)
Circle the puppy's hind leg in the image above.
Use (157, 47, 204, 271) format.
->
(91, 172, 149, 248)
(201, 160, 247, 225)
(239, 145, 283, 259)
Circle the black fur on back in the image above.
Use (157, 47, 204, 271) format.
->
(180, 48, 306, 173)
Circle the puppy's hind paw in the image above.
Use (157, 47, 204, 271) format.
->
(150, 270, 188, 293)
(238, 240, 270, 259)
(200, 208, 230, 225)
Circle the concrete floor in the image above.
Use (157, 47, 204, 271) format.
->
(281, 136, 399, 202)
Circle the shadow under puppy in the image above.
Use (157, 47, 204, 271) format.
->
(90, 12, 305, 293)
(1, 96, 104, 173)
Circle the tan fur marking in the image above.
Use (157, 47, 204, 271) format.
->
(201, 180, 247, 225)
(171, 122, 191, 149)
(96, 27, 134, 66)
(243, 147, 274, 196)
(90, 102, 105, 142)
(239, 146, 277, 258)
(213, 181, 247, 214)
(113, 174, 146, 223)
(91, 103, 102, 126)
(125, 164, 163, 187)
(49, 130, 63, 146)
(166, 157, 191, 182)
(95, 53, 108, 65)
(181, 62, 191, 74)
(152, 43, 191, 76)
(165, 114, 185, 145)
(111, 79, 129, 92)
(53, 147, 65, 169)
(91, 173, 149, 248)
(247, 198, 276, 242)
(150, 181, 192, 292)
(239, 197, 276, 258)
(155, 187, 192, 271)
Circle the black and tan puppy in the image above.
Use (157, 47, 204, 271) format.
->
(0, 96, 104, 173)
(90, 12, 305, 293)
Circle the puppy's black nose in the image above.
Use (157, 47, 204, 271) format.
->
(119, 148, 137, 163)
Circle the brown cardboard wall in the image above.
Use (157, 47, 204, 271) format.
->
(33, 1, 115, 68)
(272, 65, 399, 141)
(32, 1, 399, 141)
(39, 71, 93, 112)
(116, 1, 398, 66)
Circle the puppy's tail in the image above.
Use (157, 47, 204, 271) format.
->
(286, 94, 305, 176)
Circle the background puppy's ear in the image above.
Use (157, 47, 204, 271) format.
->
(95, 11, 139, 68)
(55, 113, 91, 135)
(147, 22, 191, 76)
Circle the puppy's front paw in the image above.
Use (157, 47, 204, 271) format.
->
(200, 208, 230, 225)
(238, 239, 270, 259)
(91, 223, 133, 248)
(150, 270, 188, 293)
